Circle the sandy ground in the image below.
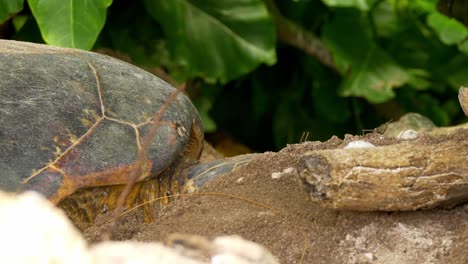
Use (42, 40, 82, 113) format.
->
(82, 130, 468, 264)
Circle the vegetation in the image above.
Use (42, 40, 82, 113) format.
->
(1, 0, 467, 150)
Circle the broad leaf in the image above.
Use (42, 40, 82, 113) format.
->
(28, 0, 112, 50)
(408, 0, 437, 14)
(371, 0, 404, 37)
(144, 0, 276, 83)
(323, 9, 410, 103)
(321, 0, 377, 11)
(427, 12, 468, 45)
(459, 39, 468, 55)
(0, 0, 23, 23)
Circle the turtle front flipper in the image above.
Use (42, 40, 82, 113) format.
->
(181, 154, 255, 193)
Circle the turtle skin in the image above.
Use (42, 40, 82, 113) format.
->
(182, 154, 255, 193)
(0, 40, 204, 223)
(59, 153, 254, 227)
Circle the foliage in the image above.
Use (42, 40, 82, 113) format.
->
(0, 0, 22, 24)
(322, 8, 410, 103)
(143, 0, 276, 83)
(28, 0, 112, 49)
(1, 0, 467, 150)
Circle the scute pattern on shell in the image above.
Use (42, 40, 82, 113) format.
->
(0, 40, 203, 206)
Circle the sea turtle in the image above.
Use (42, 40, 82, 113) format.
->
(0, 40, 247, 225)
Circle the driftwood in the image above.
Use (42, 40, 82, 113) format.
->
(297, 128, 468, 211)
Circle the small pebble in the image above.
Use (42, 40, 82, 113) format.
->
(397, 129, 418, 139)
(271, 172, 281, 179)
(344, 141, 376, 149)
(271, 167, 296, 179)
(363, 252, 375, 260)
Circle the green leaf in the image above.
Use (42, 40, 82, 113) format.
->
(28, 0, 112, 50)
(427, 12, 468, 45)
(13, 15, 43, 43)
(340, 46, 409, 103)
(371, 0, 404, 37)
(144, 0, 276, 83)
(407, 0, 437, 14)
(321, 0, 377, 11)
(12, 14, 28, 31)
(323, 9, 410, 103)
(0, 0, 23, 23)
(459, 39, 468, 55)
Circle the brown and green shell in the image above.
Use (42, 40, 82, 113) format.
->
(0, 40, 204, 210)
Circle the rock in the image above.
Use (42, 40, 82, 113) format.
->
(0, 191, 91, 264)
(379, 113, 436, 138)
(212, 235, 280, 264)
(0, 190, 279, 263)
(91, 242, 204, 264)
(166, 233, 280, 264)
(344, 141, 376, 149)
(397, 129, 419, 139)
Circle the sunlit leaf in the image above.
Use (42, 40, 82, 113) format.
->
(427, 12, 468, 45)
(321, 0, 377, 11)
(28, 0, 112, 49)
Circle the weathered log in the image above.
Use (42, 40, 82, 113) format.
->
(297, 129, 468, 211)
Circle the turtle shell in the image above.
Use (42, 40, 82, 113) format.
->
(0, 40, 203, 204)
